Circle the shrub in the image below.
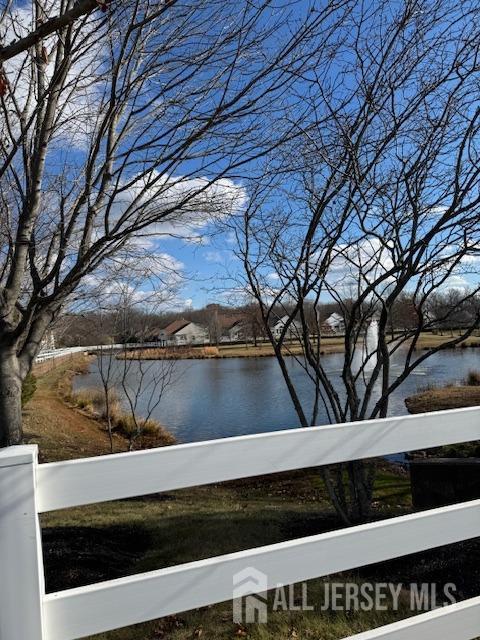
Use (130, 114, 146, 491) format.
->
(465, 370, 480, 386)
(71, 387, 117, 414)
(71, 386, 175, 446)
(204, 346, 219, 356)
(112, 413, 166, 438)
(21, 372, 37, 407)
(440, 442, 480, 458)
(110, 412, 136, 436)
(71, 388, 98, 410)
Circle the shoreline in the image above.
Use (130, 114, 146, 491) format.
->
(116, 333, 480, 361)
(25, 354, 119, 461)
(25, 354, 175, 460)
(405, 384, 480, 414)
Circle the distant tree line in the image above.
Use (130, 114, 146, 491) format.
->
(54, 290, 478, 347)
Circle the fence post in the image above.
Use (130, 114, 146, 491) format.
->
(0, 445, 45, 640)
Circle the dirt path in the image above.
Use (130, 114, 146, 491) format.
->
(24, 356, 120, 462)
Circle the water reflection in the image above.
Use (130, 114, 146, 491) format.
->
(74, 348, 480, 443)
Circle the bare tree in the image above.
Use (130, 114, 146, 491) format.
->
(119, 347, 177, 450)
(0, 0, 350, 445)
(238, 0, 480, 523)
(75, 252, 179, 451)
(97, 340, 116, 451)
(0, 0, 112, 66)
(108, 266, 178, 450)
(241, 299, 265, 347)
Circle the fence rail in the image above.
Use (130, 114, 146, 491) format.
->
(34, 342, 161, 363)
(2, 406, 480, 640)
(37, 406, 480, 512)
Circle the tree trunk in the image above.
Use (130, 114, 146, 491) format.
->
(323, 460, 375, 525)
(0, 347, 23, 447)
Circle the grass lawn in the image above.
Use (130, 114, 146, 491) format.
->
(415, 332, 480, 349)
(24, 356, 480, 639)
(41, 469, 416, 640)
(121, 331, 480, 361)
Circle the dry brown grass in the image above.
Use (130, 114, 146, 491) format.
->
(119, 332, 480, 362)
(23, 355, 121, 461)
(69, 387, 176, 446)
(405, 385, 480, 414)
(24, 354, 175, 460)
(109, 412, 175, 444)
(203, 345, 219, 356)
(70, 387, 108, 412)
(119, 337, 346, 360)
(415, 332, 480, 350)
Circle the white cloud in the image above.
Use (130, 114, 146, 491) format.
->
(204, 250, 224, 263)
(439, 274, 470, 291)
(183, 234, 211, 246)
(128, 236, 157, 250)
(461, 254, 480, 265)
(267, 271, 280, 281)
(203, 251, 223, 263)
(225, 231, 238, 245)
(323, 238, 395, 298)
(99, 173, 247, 242)
(422, 205, 448, 217)
(74, 246, 184, 311)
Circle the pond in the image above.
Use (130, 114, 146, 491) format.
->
(74, 348, 480, 444)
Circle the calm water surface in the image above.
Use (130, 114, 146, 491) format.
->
(74, 349, 480, 444)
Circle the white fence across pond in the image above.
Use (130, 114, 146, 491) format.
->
(34, 342, 161, 363)
(2, 407, 480, 640)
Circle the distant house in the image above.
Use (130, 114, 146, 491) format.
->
(158, 319, 208, 346)
(213, 316, 247, 342)
(271, 315, 302, 339)
(144, 327, 163, 342)
(323, 312, 345, 334)
(225, 318, 248, 342)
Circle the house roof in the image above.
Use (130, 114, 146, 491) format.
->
(326, 312, 344, 324)
(219, 315, 245, 331)
(161, 319, 191, 336)
(270, 314, 303, 330)
(269, 314, 286, 328)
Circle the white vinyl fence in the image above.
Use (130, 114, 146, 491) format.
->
(2, 407, 480, 640)
(34, 343, 161, 363)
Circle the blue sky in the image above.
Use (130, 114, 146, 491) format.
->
(11, 0, 478, 312)
(159, 229, 241, 309)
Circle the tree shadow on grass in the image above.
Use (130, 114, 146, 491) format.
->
(41, 508, 339, 593)
(42, 525, 152, 592)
